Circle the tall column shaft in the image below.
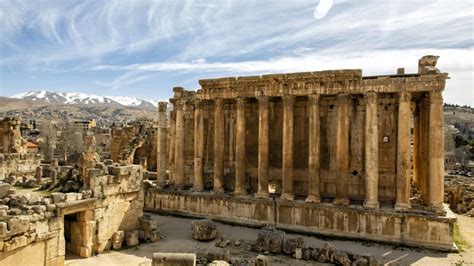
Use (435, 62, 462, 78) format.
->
(257, 96, 269, 198)
(213, 98, 225, 193)
(395, 92, 412, 210)
(420, 99, 430, 202)
(174, 100, 186, 190)
(281, 95, 294, 200)
(168, 110, 176, 185)
(428, 91, 445, 213)
(157, 101, 168, 188)
(413, 105, 421, 190)
(193, 100, 204, 191)
(364, 92, 380, 208)
(235, 97, 247, 195)
(306, 94, 321, 203)
(334, 93, 350, 205)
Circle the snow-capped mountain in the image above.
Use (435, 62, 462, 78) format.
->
(11, 90, 158, 110)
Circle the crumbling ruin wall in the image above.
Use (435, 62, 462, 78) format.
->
(0, 153, 41, 180)
(0, 164, 145, 265)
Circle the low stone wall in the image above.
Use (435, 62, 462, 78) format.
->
(0, 153, 41, 179)
(144, 189, 456, 251)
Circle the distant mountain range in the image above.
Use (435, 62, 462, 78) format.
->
(11, 90, 159, 111)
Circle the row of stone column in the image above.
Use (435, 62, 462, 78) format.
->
(158, 90, 444, 213)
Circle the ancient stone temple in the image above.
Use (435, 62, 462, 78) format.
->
(145, 55, 455, 250)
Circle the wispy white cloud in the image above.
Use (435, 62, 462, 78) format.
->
(0, 0, 472, 104)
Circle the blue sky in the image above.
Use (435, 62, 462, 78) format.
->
(0, 0, 473, 104)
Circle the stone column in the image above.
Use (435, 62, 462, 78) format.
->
(334, 93, 350, 205)
(35, 165, 42, 185)
(281, 95, 294, 201)
(428, 91, 445, 213)
(306, 94, 321, 203)
(412, 104, 421, 190)
(157, 101, 168, 188)
(363, 92, 380, 209)
(235, 97, 247, 195)
(193, 100, 204, 192)
(395, 92, 412, 210)
(420, 99, 430, 202)
(213, 98, 225, 193)
(168, 107, 176, 185)
(256, 96, 270, 198)
(174, 99, 185, 190)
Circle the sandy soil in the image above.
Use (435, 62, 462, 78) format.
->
(65, 212, 474, 266)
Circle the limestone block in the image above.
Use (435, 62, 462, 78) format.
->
(8, 215, 29, 235)
(283, 237, 304, 255)
(138, 229, 161, 243)
(320, 242, 336, 262)
(295, 248, 303, 259)
(49, 217, 62, 231)
(0, 182, 11, 197)
(152, 253, 197, 266)
(255, 227, 285, 253)
(125, 230, 139, 246)
(51, 193, 65, 203)
(112, 231, 125, 250)
(255, 255, 269, 266)
(80, 246, 92, 257)
(65, 192, 82, 202)
(139, 214, 158, 232)
(0, 222, 8, 237)
(3, 235, 28, 252)
(191, 219, 218, 241)
(210, 261, 229, 266)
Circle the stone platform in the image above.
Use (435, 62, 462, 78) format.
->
(144, 189, 456, 251)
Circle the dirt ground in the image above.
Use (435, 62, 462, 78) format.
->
(65, 212, 474, 266)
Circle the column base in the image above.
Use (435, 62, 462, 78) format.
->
(394, 202, 412, 211)
(429, 203, 446, 215)
(255, 192, 269, 198)
(234, 190, 247, 197)
(305, 195, 321, 203)
(280, 193, 294, 201)
(333, 198, 349, 205)
(212, 188, 224, 194)
(192, 186, 203, 192)
(363, 200, 380, 209)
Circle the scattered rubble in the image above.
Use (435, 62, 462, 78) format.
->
(191, 219, 218, 241)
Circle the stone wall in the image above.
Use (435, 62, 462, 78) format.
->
(0, 164, 144, 265)
(0, 153, 41, 180)
(144, 189, 455, 251)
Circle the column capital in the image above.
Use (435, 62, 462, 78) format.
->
(308, 94, 320, 104)
(158, 101, 168, 112)
(215, 98, 224, 108)
(399, 91, 411, 103)
(257, 95, 270, 104)
(364, 92, 377, 104)
(428, 90, 443, 103)
(282, 94, 295, 105)
(337, 92, 350, 103)
(194, 99, 206, 110)
(175, 99, 186, 110)
(236, 97, 247, 109)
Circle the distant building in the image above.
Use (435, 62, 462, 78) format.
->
(25, 141, 39, 154)
(73, 119, 97, 131)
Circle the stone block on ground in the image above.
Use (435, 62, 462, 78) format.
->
(112, 231, 124, 250)
(125, 230, 139, 246)
(255, 227, 285, 253)
(152, 253, 196, 266)
(283, 237, 304, 255)
(191, 219, 218, 241)
(139, 214, 158, 232)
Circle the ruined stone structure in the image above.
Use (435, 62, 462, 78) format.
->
(0, 163, 145, 265)
(110, 120, 158, 171)
(146, 55, 455, 250)
(0, 117, 26, 154)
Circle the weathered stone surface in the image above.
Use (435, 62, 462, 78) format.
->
(51, 193, 65, 203)
(191, 219, 218, 241)
(0, 182, 11, 197)
(152, 253, 197, 266)
(255, 227, 285, 253)
(283, 237, 304, 255)
(139, 214, 158, 232)
(112, 231, 124, 250)
(125, 230, 139, 246)
(8, 215, 29, 235)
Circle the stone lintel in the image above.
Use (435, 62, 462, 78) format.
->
(56, 198, 96, 216)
